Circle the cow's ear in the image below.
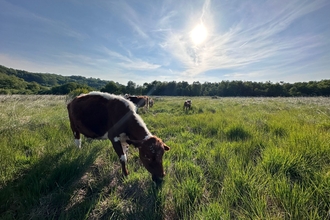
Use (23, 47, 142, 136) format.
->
(127, 139, 143, 148)
(164, 144, 170, 151)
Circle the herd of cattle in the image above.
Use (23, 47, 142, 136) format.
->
(124, 94, 192, 112)
(67, 91, 193, 185)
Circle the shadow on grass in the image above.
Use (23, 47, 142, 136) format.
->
(226, 125, 251, 141)
(122, 182, 165, 220)
(0, 145, 165, 220)
(0, 146, 100, 219)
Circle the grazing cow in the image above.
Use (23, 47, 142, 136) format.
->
(126, 95, 149, 111)
(183, 99, 192, 110)
(149, 98, 154, 108)
(67, 91, 170, 184)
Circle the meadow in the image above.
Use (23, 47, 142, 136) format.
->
(0, 95, 329, 220)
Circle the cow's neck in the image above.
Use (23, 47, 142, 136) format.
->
(128, 114, 152, 141)
(130, 127, 151, 141)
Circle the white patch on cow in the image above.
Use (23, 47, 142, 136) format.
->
(144, 135, 152, 140)
(114, 133, 128, 142)
(120, 154, 127, 163)
(75, 139, 81, 148)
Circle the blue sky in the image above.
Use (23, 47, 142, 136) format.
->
(1, 0, 329, 85)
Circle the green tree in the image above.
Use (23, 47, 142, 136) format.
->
(0, 73, 27, 90)
(126, 81, 136, 94)
(50, 82, 92, 94)
(26, 81, 41, 93)
(191, 81, 202, 96)
(317, 80, 330, 96)
(101, 81, 120, 94)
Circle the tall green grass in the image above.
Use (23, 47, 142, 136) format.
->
(0, 95, 329, 219)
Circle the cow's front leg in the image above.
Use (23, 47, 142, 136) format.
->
(119, 133, 129, 158)
(112, 138, 129, 176)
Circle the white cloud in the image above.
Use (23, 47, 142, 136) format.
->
(101, 47, 161, 71)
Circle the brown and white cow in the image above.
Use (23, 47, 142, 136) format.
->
(183, 99, 192, 110)
(126, 95, 149, 110)
(67, 91, 170, 184)
(149, 98, 154, 108)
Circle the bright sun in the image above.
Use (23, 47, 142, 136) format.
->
(190, 23, 208, 45)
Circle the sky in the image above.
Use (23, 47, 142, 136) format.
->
(0, 0, 330, 86)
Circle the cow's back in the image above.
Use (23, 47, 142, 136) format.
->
(127, 96, 148, 108)
(67, 94, 128, 138)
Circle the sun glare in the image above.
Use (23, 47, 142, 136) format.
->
(190, 23, 208, 45)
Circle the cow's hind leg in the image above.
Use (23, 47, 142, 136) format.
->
(68, 115, 82, 148)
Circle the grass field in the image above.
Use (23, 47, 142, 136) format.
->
(0, 95, 330, 220)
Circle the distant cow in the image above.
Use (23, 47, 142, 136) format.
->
(126, 95, 149, 110)
(183, 99, 192, 110)
(67, 91, 170, 184)
(149, 98, 154, 108)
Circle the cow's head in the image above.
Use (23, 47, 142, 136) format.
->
(127, 136, 170, 184)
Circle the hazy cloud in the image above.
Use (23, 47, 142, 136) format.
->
(158, 0, 329, 79)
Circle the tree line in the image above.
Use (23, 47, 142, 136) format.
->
(0, 65, 108, 93)
(1, 65, 329, 96)
(101, 80, 330, 97)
